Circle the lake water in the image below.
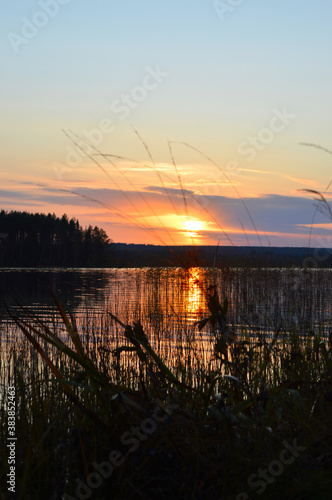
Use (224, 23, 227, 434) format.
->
(1, 267, 332, 348)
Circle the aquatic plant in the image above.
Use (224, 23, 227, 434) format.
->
(1, 287, 331, 499)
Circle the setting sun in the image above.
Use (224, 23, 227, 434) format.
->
(184, 219, 205, 233)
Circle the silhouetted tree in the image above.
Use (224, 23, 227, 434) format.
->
(0, 210, 112, 267)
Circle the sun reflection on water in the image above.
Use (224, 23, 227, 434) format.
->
(185, 267, 205, 317)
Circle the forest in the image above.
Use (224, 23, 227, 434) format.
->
(1, 209, 330, 268)
(0, 210, 111, 267)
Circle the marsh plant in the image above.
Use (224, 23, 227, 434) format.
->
(0, 282, 332, 500)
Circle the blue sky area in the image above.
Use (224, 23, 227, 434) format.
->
(1, 1, 332, 245)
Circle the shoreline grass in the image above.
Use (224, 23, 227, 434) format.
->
(1, 280, 332, 500)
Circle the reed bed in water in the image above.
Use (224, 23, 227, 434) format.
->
(0, 281, 332, 500)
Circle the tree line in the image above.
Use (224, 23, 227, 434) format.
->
(0, 210, 111, 267)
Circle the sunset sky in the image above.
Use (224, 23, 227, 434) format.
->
(1, 1, 332, 246)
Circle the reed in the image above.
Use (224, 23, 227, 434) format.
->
(1, 284, 331, 499)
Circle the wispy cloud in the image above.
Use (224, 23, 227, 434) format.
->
(144, 186, 194, 196)
(239, 167, 317, 187)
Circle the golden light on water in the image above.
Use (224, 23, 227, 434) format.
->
(185, 267, 205, 316)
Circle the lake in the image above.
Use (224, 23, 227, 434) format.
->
(1, 267, 332, 349)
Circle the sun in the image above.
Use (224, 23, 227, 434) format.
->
(184, 219, 204, 232)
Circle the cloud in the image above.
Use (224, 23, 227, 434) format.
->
(144, 186, 194, 196)
(0, 189, 31, 199)
(1, 181, 330, 246)
(238, 168, 317, 187)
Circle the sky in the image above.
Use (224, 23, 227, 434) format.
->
(1, 0, 332, 247)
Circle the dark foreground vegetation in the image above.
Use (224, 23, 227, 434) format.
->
(1, 286, 332, 500)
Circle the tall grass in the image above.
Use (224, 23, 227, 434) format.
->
(1, 282, 332, 499)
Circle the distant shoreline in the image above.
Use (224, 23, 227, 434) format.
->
(105, 243, 331, 268)
(1, 244, 331, 269)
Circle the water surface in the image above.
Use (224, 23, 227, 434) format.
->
(1, 267, 331, 346)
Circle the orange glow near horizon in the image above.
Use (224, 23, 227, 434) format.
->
(0, 166, 321, 247)
(184, 219, 205, 233)
(183, 218, 206, 240)
(133, 213, 211, 243)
